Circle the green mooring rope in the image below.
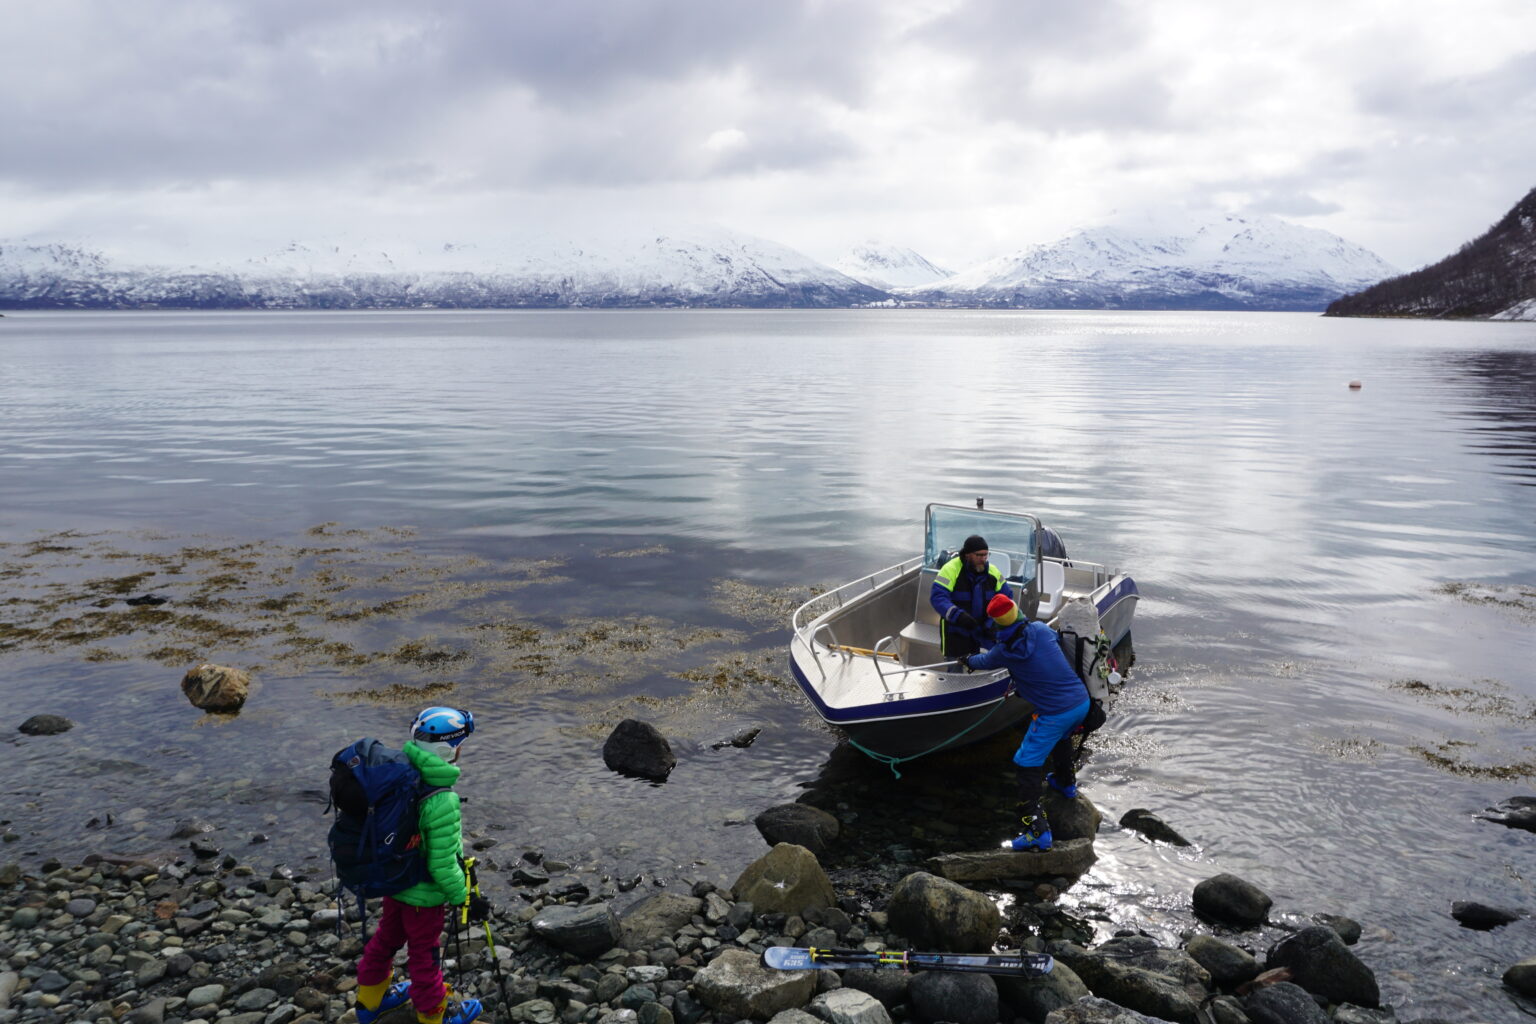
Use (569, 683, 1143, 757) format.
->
(849, 696, 1010, 778)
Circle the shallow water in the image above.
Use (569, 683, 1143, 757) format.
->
(2, 309, 1535, 1020)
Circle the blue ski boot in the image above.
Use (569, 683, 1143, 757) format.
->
(419, 997, 483, 1024)
(355, 981, 411, 1024)
(1046, 773, 1078, 799)
(1001, 812, 1053, 852)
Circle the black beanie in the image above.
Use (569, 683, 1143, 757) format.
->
(960, 535, 988, 555)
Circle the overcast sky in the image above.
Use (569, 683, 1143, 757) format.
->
(4, 0, 1533, 271)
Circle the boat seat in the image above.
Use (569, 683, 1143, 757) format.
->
(898, 619, 942, 665)
(1036, 559, 1067, 620)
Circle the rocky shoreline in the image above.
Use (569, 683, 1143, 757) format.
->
(5, 778, 1536, 1024)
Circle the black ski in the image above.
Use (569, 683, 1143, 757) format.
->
(761, 945, 1053, 977)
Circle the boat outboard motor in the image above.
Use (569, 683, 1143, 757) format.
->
(1038, 526, 1069, 561)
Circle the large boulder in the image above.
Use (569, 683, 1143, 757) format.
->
(1193, 873, 1272, 928)
(1044, 995, 1183, 1024)
(807, 987, 891, 1024)
(180, 663, 250, 712)
(926, 838, 1096, 882)
(18, 714, 73, 736)
(620, 893, 704, 950)
(692, 948, 816, 1020)
(603, 719, 676, 780)
(1264, 926, 1378, 1008)
(1186, 935, 1260, 989)
(907, 971, 997, 1024)
(885, 871, 1000, 953)
(530, 903, 621, 958)
(1242, 981, 1330, 1024)
(755, 804, 841, 857)
(732, 844, 835, 916)
(996, 959, 1089, 1024)
(1042, 792, 1103, 842)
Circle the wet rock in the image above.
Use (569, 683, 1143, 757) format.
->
(1264, 926, 1378, 1007)
(1057, 939, 1208, 1023)
(1506, 956, 1536, 996)
(1119, 808, 1191, 846)
(1193, 873, 1272, 928)
(1207, 995, 1251, 1024)
(619, 892, 703, 950)
(1311, 914, 1361, 945)
(1450, 900, 1519, 930)
(907, 971, 997, 1024)
(181, 662, 251, 712)
(602, 719, 676, 781)
(767, 1010, 822, 1024)
(1042, 792, 1102, 842)
(886, 871, 1000, 952)
(190, 835, 221, 859)
(531, 903, 621, 958)
(1043, 994, 1179, 1024)
(1242, 981, 1330, 1024)
(1330, 1007, 1394, 1024)
(732, 843, 836, 915)
(926, 838, 1096, 882)
(1186, 934, 1260, 989)
(713, 727, 762, 750)
(754, 804, 841, 857)
(996, 957, 1089, 1023)
(18, 714, 73, 735)
(840, 969, 909, 1010)
(808, 987, 892, 1024)
(1479, 795, 1536, 832)
(692, 947, 816, 1020)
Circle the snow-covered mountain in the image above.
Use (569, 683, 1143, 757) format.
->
(832, 241, 951, 290)
(907, 213, 1398, 311)
(0, 228, 889, 310)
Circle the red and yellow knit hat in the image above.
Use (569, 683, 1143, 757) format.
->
(986, 593, 1019, 626)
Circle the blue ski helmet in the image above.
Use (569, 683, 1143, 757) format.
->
(411, 706, 475, 757)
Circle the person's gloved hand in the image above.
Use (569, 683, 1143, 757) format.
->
(954, 611, 978, 631)
(466, 894, 492, 923)
(957, 654, 973, 673)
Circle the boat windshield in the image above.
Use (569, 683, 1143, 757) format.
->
(924, 504, 1040, 585)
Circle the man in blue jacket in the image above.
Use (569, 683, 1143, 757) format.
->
(930, 535, 1012, 658)
(961, 593, 1089, 851)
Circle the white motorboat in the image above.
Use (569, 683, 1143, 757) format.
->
(788, 502, 1138, 768)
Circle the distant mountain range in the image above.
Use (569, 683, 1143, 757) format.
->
(0, 214, 1401, 312)
(1326, 186, 1536, 320)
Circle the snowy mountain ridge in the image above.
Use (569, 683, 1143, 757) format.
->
(832, 241, 952, 290)
(910, 213, 1399, 311)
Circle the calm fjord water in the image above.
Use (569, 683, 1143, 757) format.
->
(3, 309, 1535, 1019)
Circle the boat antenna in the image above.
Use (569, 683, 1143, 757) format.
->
(976, 496, 984, 509)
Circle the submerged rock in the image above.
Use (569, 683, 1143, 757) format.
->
(18, 714, 74, 736)
(754, 803, 841, 857)
(602, 719, 677, 781)
(180, 662, 250, 712)
(1507, 956, 1536, 997)
(1193, 873, 1272, 928)
(1478, 795, 1536, 832)
(1450, 900, 1519, 930)
(1119, 808, 1191, 846)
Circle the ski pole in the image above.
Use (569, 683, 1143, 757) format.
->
(461, 858, 513, 1014)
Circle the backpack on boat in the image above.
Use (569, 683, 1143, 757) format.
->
(1055, 598, 1111, 734)
(326, 738, 448, 914)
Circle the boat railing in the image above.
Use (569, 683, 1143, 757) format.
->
(790, 555, 923, 633)
(870, 633, 959, 690)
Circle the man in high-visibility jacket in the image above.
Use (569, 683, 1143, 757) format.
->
(930, 534, 1012, 658)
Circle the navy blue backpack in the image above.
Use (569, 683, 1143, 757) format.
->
(326, 738, 448, 922)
